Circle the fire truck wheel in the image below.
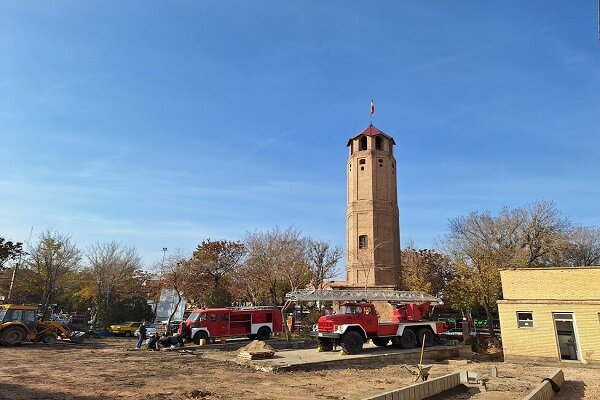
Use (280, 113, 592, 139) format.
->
(193, 331, 209, 345)
(318, 338, 333, 351)
(0, 326, 26, 346)
(341, 331, 363, 355)
(417, 328, 434, 347)
(399, 329, 417, 349)
(372, 338, 389, 347)
(256, 327, 271, 341)
(246, 334, 257, 340)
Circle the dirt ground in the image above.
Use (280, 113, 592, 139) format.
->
(0, 337, 597, 400)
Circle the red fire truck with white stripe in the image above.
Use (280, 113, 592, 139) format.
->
(311, 301, 444, 354)
(287, 289, 444, 355)
(178, 306, 282, 344)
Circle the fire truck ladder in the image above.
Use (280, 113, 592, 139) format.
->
(285, 289, 442, 304)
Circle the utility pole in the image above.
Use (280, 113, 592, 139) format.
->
(7, 227, 33, 302)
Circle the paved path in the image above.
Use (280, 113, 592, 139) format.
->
(203, 342, 471, 372)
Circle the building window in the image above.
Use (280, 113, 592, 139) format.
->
(359, 159, 365, 165)
(375, 136, 382, 150)
(350, 141, 354, 154)
(517, 312, 534, 328)
(359, 235, 368, 249)
(359, 136, 368, 151)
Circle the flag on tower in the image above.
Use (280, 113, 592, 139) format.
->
(370, 99, 375, 115)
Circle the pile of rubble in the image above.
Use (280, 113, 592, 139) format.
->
(238, 340, 276, 360)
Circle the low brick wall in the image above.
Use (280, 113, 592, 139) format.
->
(363, 372, 462, 400)
(522, 369, 564, 400)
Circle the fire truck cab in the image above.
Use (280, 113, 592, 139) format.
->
(179, 307, 282, 345)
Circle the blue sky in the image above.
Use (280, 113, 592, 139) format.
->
(1, 2, 599, 269)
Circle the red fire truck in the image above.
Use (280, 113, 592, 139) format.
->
(310, 301, 445, 355)
(178, 306, 282, 344)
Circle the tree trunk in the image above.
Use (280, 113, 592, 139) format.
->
(166, 292, 182, 335)
(280, 300, 292, 342)
(461, 311, 471, 344)
(483, 299, 500, 345)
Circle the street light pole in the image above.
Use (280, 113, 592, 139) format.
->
(161, 247, 168, 269)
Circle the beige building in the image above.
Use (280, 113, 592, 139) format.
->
(345, 124, 400, 288)
(498, 267, 600, 366)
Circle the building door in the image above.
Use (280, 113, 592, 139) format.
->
(553, 313, 579, 361)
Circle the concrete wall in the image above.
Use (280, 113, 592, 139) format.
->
(364, 372, 462, 400)
(522, 369, 564, 400)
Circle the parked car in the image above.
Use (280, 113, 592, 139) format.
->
(440, 328, 476, 337)
(109, 321, 140, 337)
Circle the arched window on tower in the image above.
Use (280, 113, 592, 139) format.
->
(375, 136, 382, 151)
(359, 235, 368, 249)
(359, 136, 367, 151)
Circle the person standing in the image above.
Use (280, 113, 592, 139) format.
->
(136, 321, 147, 349)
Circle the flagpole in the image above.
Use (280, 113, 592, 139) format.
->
(370, 99, 374, 125)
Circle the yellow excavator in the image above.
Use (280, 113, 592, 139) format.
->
(0, 304, 86, 346)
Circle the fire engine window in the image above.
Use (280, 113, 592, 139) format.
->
(364, 308, 371, 315)
(359, 235, 368, 249)
(221, 314, 229, 321)
(210, 313, 217, 322)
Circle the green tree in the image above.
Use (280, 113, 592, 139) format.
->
(0, 237, 23, 270)
(24, 230, 81, 319)
(400, 247, 453, 297)
(184, 240, 246, 307)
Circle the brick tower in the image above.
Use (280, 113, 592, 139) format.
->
(346, 124, 400, 288)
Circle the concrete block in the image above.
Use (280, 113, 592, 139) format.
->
(522, 369, 564, 400)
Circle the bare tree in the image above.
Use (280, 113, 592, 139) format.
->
(518, 201, 571, 267)
(159, 251, 188, 334)
(85, 241, 143, 326)
(25, 230, 81, 319)
(243, 226, 311, 341)
(307, 240, 342, 289)
(444, 209, 522, 342)
(567, 226, 600, 266)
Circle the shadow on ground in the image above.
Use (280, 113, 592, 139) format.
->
(556, 380, 586, 399)
(0, 383, 107, 400)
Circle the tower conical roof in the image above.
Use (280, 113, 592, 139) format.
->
(347, 124, 396, 146)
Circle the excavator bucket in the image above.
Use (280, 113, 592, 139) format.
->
(68, 331, 86, 344)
